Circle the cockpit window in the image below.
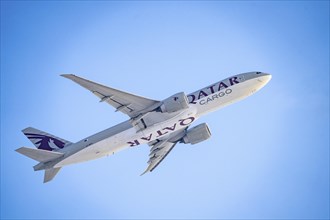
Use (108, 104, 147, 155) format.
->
(256, 72, 262, 74)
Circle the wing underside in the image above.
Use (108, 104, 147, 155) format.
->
(141, 140, 178, 175)
(61, 74, 160, 118)
(141, 129, 188, 175)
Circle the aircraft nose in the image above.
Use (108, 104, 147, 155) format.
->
(258, 73, 272, 84)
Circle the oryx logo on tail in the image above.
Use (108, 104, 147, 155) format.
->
(24, 133, 65, 151)
(22, 127, 72, 151)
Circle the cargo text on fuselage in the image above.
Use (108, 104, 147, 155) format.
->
(187, 76, 241, 104)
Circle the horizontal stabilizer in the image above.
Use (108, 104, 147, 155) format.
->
(16, 147, 64, 163)
(44, 167, 61, 183)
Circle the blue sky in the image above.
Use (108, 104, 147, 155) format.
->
(1, 1, 329, 219)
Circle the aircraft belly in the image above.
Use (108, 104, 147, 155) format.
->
(55, 128, 137, 167)
(55, 142, 128, 167)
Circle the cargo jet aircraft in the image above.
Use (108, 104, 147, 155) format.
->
(16, 72, 271, 183)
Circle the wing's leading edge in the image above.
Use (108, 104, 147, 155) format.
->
(61, 74, 160, 118)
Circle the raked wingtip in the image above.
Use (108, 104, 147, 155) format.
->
(60, 74, 76, 79)
(140, 170, 149, 176)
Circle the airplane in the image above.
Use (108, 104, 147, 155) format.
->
(16, 71, 271, 183)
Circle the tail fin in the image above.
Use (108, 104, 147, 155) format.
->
(16, 147, 64, 163)
(22, 127, 72, 151)
(44, 167, 61, 183)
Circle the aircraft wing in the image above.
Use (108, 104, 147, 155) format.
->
(61, 74, 160, 118)
(141, 140, 178, 175)
(141, 129, 187, 175)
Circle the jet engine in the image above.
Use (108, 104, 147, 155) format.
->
(160, 92, 189, 113)
(182, 123, 211, 145)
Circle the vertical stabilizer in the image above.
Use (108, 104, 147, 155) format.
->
(44, 167, 61, 183)
(22, 127, 72, 151)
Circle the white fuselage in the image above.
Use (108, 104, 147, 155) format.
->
(54, 72, 271, 168)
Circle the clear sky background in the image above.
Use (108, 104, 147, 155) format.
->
(1, 1, 329, 219)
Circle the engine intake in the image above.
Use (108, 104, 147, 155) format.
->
(182, 123, 211, 145)
(160, 92, 189, 113)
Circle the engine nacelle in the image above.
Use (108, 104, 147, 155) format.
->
(160, 92, 189, 113)
(182, 123, 211, 145)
